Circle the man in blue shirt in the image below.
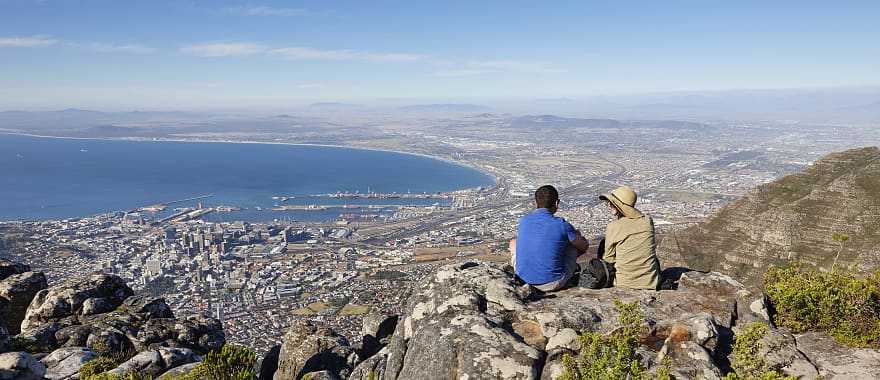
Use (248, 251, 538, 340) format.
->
(509, 185, 590, 291)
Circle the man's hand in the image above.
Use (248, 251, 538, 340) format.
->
(570, 235, 590, 254)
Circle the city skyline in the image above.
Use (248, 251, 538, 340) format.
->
(2, 1, 879, 109)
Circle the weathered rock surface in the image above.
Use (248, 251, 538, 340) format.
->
(40, 347, 97, 380)
(273, 321, 354, 380)
(107, 347, 200, 377)
(0, 352, 45, 380)
(0, 272, 47, 335)
(796, 332, 880, 379)
(15, 274, 223, 355)
(21, 273, 133, 333)
(339, 261, 765, 380)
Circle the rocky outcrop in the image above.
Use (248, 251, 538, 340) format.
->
(0, 272, 47, 335)
(658, 146, 880, 285)
(273, 321, 355, 380)
(331, 260, 880, 379)
(20, 273, 133, 333)
(302, 261, 760, 380)
(0, 352, 45, 380)
(14, 273, 223, 356)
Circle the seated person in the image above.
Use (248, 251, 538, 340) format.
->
(599, 185, 661, 290)
(510, 185, 589, 291)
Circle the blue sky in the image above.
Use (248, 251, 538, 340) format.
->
(0, 0, 878, 109)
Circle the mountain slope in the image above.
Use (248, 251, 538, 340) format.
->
(658, 146, 880, 285)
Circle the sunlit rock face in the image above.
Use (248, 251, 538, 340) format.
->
(658, 147, 880, 286)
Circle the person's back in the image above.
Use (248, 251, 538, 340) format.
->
(510, 185, 588, 292)
(603, 214, 660, 289)
(515, 208, 575, 285)
(599, 185, 661, 290)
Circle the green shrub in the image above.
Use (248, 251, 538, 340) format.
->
(180, 344, 257, 380)
(558, 300, 648, 380)
(79, 356, 120, 379)
(763, 265, 880, 347)
(722, 322, 794, 380)
(83, 373, 152, 380)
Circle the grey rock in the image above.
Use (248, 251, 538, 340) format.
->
(108, 347, 200, 377)
(0, 352, 46, 380)
(300, 370, 340, 380)
(156, 362, 201, 379)
(273, 321, 353, 380)
(80, 298, 115, 316)
(134, 315, 225, 354)
(0, 272, 47, 335)
(41, 347, 97, 380)
(360, 314, 398, 360)
(757, 329, 818, 378)
(20, 273, 134, 334)
(121, 296, 173, 319)
(796, 332, 880, 379)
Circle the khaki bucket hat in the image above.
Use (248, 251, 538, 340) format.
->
(599, 185, 643, 218)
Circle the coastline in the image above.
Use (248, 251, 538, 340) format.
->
(0, 131, 500, 190)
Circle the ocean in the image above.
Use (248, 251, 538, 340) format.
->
(0, 134, 493, 221)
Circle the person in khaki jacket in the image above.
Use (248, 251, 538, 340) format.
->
(599, 185, 661, 290)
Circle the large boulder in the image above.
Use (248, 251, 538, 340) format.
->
(0, 352, 46, 380)
(40, 347, 97, 380)
(273, 321, 354, 380)
(20, 273, 134, 334)
(0, 272, 47, 335)
(134, 315, 225, 354)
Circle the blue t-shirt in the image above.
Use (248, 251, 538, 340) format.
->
(515, 208, 578, 285)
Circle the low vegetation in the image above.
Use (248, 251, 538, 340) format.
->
(558, 300, 671, 380)
(763, 265, 880, 348)
(79, 344, 256, 380)
(79, 356, 120, 379)
(180, 344, 257, 380)
(722, 322, 794, 380)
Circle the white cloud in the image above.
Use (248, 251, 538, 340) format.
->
(0, 35, 57, 48)
(225, 6, 308, 17)
(269, 47, 424, 62)
(70, 42, 156, 54)
(180, 43, 266, 57)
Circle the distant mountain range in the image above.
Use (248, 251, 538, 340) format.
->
(0, 109, 202, 131)
(507, 115, 705, 130)
(658, 146, 880, 285)
(397, 104, 491, 113)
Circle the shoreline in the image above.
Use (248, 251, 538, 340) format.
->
(0, 131, 499, 189)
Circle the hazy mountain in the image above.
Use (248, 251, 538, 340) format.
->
(0, 109, 202, 131)
(397, 104, 491, 113)
(506, 115, 705, 130)
(658, 146, 880, 285)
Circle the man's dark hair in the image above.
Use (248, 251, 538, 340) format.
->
(534, 185, 559, 209)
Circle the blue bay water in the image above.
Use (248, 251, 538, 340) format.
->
(0, 134, 493, 221)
